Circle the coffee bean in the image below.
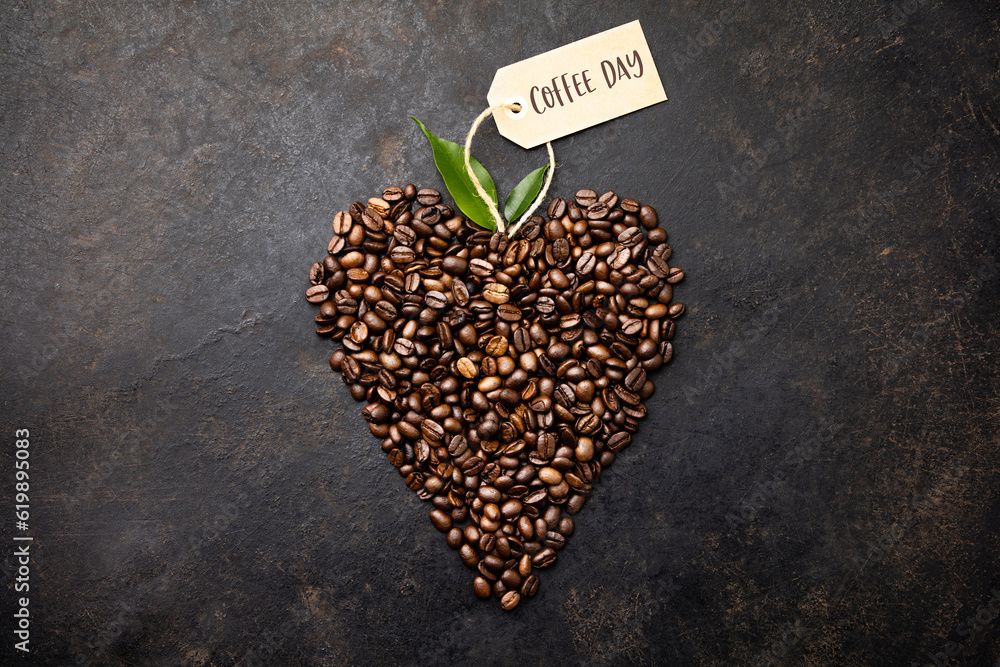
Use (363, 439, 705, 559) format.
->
(368, 197, 390, 217)
(644, 303, 668, 319)
(414, 205, 440, 226)
(639, 205, 658, 229)
(361, 208, 384, 232)
(607, 432, 631, 452)
(482, 282, 510, 304)
(429, 509, 452, 532)
(544, 531, 566, 549)
(538, 467, 562, 485)
(609, 246, 631, 270)
(586, 202, 609, 220)
(457, 357, 478, 379)
(421, 419, 445, 442)
(501, 590, 520, 611)
(620, 198, 640, 213)
(332, 211, 352, 235)
(480, 535, 499, 557)
(425, 291, 448, 308)
(648, 255, 669, 278)
(452, 279, 470, 306)
(374, 301, 397, 321)
(547, 197, 567, 219)
(394, 225, 417, 245)
(497, 304, 522, 322)
(521, 574, 539, 597)
(309, 262, 325, 285)
(485, 335, 509, 357)
(460, 544, 479, 569)
(552, 237, 570, 262)
(416, 188, 441, 206)
(617, 227, 642, 246)
(305, 284, 329, 303)
(501, 499, 523, 520)
(474, 576, 492, 599)
(532, 548, 557, 568)
(327, 235, 346, 255)
(624, 367, 646, 392)
(575, 189, 597, 207)
(382, 186, 404, 203)
(469, 258, 494, 277)
(598, 191, 618, 209)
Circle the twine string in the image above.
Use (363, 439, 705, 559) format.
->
(464, 103, 556, 236)
(508, 140, 555, 238)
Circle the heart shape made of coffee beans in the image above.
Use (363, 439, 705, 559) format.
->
(305, 183, 684, 610)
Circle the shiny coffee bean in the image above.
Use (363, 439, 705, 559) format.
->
(501, 590, 520, 611)
(473, 576, 492, 599)
(575, 189, 597, 207)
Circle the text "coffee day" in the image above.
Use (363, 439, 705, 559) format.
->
(528, 50, 646, 115)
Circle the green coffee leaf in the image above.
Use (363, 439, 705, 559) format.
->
(503, 164, 548, 225)
(412, 116, 499, 231)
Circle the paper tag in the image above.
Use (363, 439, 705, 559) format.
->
(488, 21, 667, 149)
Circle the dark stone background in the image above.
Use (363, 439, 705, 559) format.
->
(2, 1, 998, 665)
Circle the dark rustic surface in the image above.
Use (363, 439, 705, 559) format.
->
(2, 1, 999, 665)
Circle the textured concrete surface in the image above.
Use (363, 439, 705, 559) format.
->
(1, 1, 998, 665)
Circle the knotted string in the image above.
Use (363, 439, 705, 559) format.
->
(464, 103, 555, 236)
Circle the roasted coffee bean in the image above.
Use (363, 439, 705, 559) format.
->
(339, 356, 361, 382)
(521, 574, 539, 597)
(473, 576, 492, 599)
(501, 590, 520, 611)
(485, 335, 508, 357)
(327, 235, 346, 255)
(497, 304, 521, 322)
(414, 205, 441, 226)
(457, 357, 478, 379)
(639, 204, 659, 229)
(451, 279, 470, 307)
(598, 190, 618, 208)
(544, 531, 566, 549)
(425, 291, 448, 308)
(483, 282, 510, 304)
(460, 544, 479, 569)
(586, 202, 609, 220)
(309, 262, 325, 284)
(547, 197, 567, 219)
(648, 255, 669, 278)
(575, 189, 597, 207)
(361, 208, 384, 232)
(382, 186, 404, 203)
(532, 548, 557, 568)
(429, 509, 452, 532)
(552, 238, 570, 262)
(421, 419, 445, 442)
(394, 225, 417, 245)
(305, 284, 329, 303)
(416, 188, 441, 206)
(620, 198, 640, 213)
(368, 197, 390, 217)
(332, 211, 352, 235)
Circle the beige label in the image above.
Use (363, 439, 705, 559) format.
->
(487, 21, 667, 149)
